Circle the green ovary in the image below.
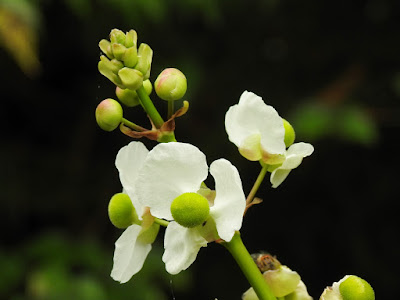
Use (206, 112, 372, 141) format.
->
(171, 192, 210, 228)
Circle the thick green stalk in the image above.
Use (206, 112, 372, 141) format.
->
(136, 85, 164, 128)
(222, 232, 276, 300)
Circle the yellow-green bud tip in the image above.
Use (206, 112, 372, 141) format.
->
(154, 68, 187, 101)
(339, 275, 375, 300)
(283, 119, 296, 148)
(95, 99, 123, 131)
(171, 192, 209, 228)
(108, 193, 138, 229)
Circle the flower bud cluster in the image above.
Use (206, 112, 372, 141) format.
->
(98, 29, 153, 91)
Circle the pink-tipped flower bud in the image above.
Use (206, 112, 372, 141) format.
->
(154, 68, 187, 101)
(95, 98, 123, 131)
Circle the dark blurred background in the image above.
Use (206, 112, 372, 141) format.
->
(1, 0, 399, 299)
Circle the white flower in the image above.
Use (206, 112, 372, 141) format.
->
(226, 91, 314, 188)
(111, 141, 153, 283)
(270, 142, 314, 188)
(135, 142, 246, 274)
(225, 91, 286, 164)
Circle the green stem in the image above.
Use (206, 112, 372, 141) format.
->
(121, 118, 146, 131)
(222, 232, 276, 300)
(136, 85, 164, 128)
(167, 100, 174, 119)
(246, 164, 268, 206)
(154, 218, 169, 227)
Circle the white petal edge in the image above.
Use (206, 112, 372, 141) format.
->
(270, 168, 291, 188)
(111, 224, 152, 283)
(135, 142, 208, 220)
(225, 91, 285, 156)
(270, 142, 314, 188)
(115, 142, 149, 217)
(162, 222, 207, 274)
(209, 159, 246, 241)
(280, 142, 314, 170)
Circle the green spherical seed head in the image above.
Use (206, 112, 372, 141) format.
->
(154, 68, 187, 101)
(108, 193, 138, 229)
(339, 275, 375, 300)
(283, 119, 296, 148)
(171, 193, 210, 228)
(95, 99, 123, 131)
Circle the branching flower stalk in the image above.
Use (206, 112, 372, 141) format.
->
(95, 28, 375, 300)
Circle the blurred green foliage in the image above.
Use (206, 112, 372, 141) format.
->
(0, 233, 192, 299)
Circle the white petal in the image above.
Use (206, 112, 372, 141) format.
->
(111, 225, 152, 283)
(135, 142, 208, 220)
(115, 142, 149, 217)
(280, 142, 314, 170)
(225, 91, 285, 156)
(209, 159, 246, 241)
(270, 168, 291, 188)
(162, 222, 207, 274)
(270, 142, 314, 188)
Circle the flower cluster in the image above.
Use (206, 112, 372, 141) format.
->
(111, 141, 246, 282)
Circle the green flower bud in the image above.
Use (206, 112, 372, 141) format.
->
(116, 87, 140, 107)
(283, 118, 296, 148)
(108, 193, 139, 229)
(109, 29, 126, 45)
(125, 29, 137, 48)
(98, 56, 124, 86)
(111, 43, 127, 61)
(95, 98, 123, 131)
(123, 46, 138, 68)
(143, 79, 153, 95)
(339, 275, 375, 300)
(135, 43, 153, 80)
(118, 67, 143, 91)
(99, 39, 113, 59)
(171, 193, 210, 228)
(154, 68, 187, 101)
(115, 80, 151, 107)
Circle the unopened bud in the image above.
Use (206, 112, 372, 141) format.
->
(125, 29, 137, 48)
(135, 43, 153, 80)
(154, 68, 187, 101)
(111, 43, 127, 61)
(116, 87, 140, 107)
(98, 56, 124, 86)
(108, 193, 139, 229)
(171, 193, 210, 228)
(109, 29, 126, 45)
(95, 98, 123, 131)
(118, 67, 143, 90)
(283, 119, 296, 148)
(99, 39, 113, 59)
(123, 47, 138, 68)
